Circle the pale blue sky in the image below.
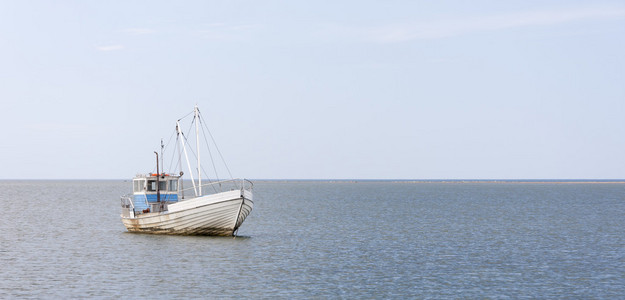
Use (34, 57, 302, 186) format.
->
(1, 1, 624, 179)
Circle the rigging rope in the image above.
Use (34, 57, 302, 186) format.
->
(198, 111, 234, 180)
(163, 107, 237, 194)
(179, 122, 219, 194)
(198, 115, 221, 182)
(177, 110, 194, 122)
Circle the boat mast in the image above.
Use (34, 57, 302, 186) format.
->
(154, 151, 160, 204)
(195, 105, 202, 196)
(177, 120, 198, 196)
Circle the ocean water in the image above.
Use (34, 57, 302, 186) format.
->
(0, 180, 624, 298)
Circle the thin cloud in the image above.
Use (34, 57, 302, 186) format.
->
(123, 28, 156, 35)
(97, 45, 124, 51)
(365, 6, 625, 43)
(195, 23, 263, 41)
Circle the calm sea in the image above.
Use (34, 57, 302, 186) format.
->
(1, 180, 624, 298)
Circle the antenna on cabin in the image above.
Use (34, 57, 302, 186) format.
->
(154, 151, 160, 204)
(160, 138, 164, 176)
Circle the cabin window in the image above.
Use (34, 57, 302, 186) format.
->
(147, 180, 167, 191)
(169, 180, 178, 191)
(133, 180, 144, 192)
(147, 180, 157, 191)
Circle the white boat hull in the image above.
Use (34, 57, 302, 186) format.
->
(121, 190, 253, 236)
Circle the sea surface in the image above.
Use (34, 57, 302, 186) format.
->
(1, 180, 624, 298)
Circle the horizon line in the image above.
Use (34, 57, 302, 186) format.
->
(1, 178, 624, 183)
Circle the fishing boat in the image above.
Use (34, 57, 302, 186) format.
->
(120, 106, 254, 236)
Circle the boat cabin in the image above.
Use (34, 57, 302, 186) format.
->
(130, 173, 180, 213)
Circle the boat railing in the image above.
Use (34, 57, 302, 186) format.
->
(120, 194, 136, 218)
(179, 178, 253, 199)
